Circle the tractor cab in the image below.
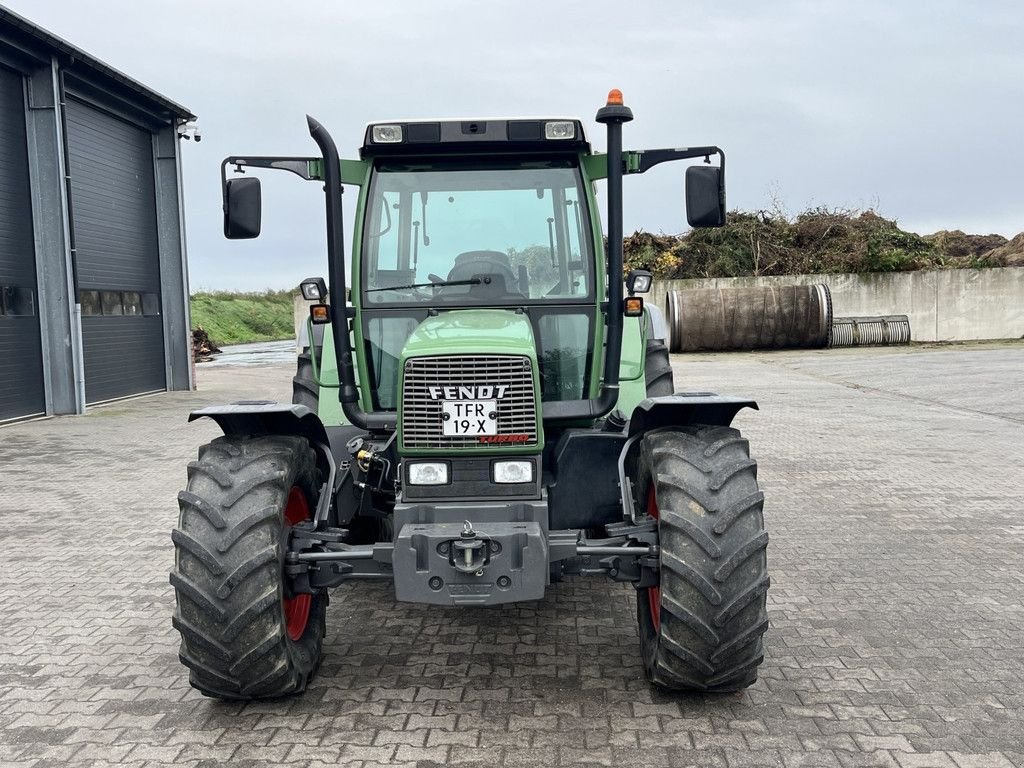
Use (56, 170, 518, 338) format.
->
(355, 122, 600, 413)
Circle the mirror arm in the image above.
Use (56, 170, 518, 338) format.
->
(625, 146, 724, 175)
(221, 156, 318, 180)
(219, 156, 319, 211)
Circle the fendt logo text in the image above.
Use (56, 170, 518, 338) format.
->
(428, 385, 510, 400)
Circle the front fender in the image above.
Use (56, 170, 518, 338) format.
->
(189, 401, 331, 446)
(618, 393, 758, 522)
(627, 394, 758, 436)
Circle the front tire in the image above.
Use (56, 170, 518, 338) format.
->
(170, 435, 326, 700)
(636, 426, 769, 692)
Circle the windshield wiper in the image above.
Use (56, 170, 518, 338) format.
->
(365, 277, 483, 293)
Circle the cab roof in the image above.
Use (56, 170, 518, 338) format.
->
(360, 118, 589, 158)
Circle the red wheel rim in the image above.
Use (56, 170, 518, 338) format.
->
(283, 487, 312, 642)
(646, 485, 661, 633)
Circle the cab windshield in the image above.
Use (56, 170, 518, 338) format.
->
(362, 159, 593, 305)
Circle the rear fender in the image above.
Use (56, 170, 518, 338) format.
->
(618, 394, 758, 523)
(644, 302, 668, 341)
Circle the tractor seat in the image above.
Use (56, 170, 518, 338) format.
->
(447, 250, 519, 297)
(454, 250, 512, 268)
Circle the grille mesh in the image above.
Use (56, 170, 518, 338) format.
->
(401, 355, 538, 449)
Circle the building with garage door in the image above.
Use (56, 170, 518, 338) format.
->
(0, 7, 193, 422)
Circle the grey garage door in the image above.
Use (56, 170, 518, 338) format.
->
(0, 65, 46, 422)
(65, 97, 166, 404)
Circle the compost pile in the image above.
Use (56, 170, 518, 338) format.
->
(191, 327, 221, 362)
(622, 208, 1021, 279)
(979, 233, 1024, 267)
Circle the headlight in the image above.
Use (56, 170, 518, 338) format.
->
(299, 278, 326, 301)
(492, 460, 533, 484)
(407, 462, 448, 485)
(626, 269, 653, 294)
(371, 124, 403, 143)
(544, 121, 575, 140)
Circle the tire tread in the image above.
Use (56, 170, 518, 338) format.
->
(644, 339, 674, 397)
(170, 435, 325, 700)
(637, 425, 769, 692)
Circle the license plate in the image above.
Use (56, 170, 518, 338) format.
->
(442, 400, 497, 436)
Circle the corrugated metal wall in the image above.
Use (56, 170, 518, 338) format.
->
(0, 65, 46, 421)
(65, 96, 166, 403)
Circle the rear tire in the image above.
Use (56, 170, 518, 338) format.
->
(644, 339, 674, 396)
(635, 426, 769, 692)
(292, 348, 319, 412)
(170, 435, 326, 700)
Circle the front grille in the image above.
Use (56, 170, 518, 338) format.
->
(401, 355, 538, 449)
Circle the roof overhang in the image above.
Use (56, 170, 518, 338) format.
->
(0, 6, 195, 123)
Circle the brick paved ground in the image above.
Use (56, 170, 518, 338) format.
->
(1, 343, 1022, 768)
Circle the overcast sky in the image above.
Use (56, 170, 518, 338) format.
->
(9, 0, 1023, 291)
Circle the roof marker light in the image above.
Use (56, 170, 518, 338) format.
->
(544, 121, 575, 140)
(371, 124, 403, 143)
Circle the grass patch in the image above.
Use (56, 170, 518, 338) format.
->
(190, 289, 295, 347)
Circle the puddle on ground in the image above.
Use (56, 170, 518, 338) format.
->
(198, 339, 297, 367)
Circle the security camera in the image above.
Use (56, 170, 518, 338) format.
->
(177, 120, 200, 142)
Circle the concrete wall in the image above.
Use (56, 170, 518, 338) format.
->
(651, 267, 1024, 342)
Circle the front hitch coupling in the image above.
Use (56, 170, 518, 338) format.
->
(450, 520, 489, 574)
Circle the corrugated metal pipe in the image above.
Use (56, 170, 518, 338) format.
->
(828, 316, 911, 347)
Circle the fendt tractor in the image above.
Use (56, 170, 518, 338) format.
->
(171, 91, 770, 699)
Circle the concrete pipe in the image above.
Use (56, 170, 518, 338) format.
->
(828, 316, 911, 347)
(666, 283, 832, 352)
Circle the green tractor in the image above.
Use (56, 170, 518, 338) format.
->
(171, 91, 769, 699)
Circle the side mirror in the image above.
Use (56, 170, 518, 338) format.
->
(685, 165, 725, 228)
(224, 177, 262, 239)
